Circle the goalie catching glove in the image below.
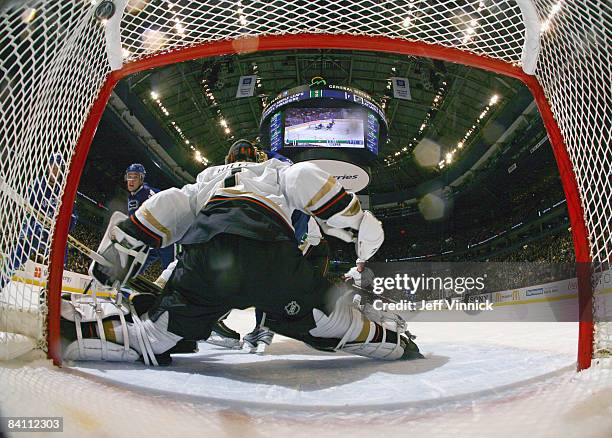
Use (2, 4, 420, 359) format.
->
(317, 197, 384, 261)
(89, 211, 150, 288)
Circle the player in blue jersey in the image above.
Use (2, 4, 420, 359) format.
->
(0, 153, 77, 290)
(125, 164, 175, 274)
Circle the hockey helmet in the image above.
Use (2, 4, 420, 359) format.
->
(125, 163, 146, 180)
(49, 153, 65, 167)
(225, 139, 259, 164)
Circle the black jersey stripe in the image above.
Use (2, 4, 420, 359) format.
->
(312, 189, 351, 220)
(130, 214, 162, 247)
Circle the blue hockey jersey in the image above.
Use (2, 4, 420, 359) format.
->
(127, 183, 159, 215)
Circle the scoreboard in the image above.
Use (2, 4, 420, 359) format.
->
(260, 84, 388, 159)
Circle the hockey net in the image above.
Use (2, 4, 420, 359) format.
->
(0, 0, 609, 369)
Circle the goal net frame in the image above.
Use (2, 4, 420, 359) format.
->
(0, 1, 608, 371)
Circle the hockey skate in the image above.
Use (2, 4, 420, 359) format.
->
(242, 327, 274, 354)
(207, 320, 242, 349)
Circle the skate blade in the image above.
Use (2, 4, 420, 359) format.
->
(241, 341, 267, 354)
(206, 337, 243, 349)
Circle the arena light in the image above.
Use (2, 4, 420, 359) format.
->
(386, 80, 448, 165)
(141, 28, 166, 52)
(401, 0, 415, 29)
(541, 1, 563, 33)
(418, 192, 446, 220)
(20, 7, 37, 24)
(126, 0, 149, 14)
(150, 91, 158, 99)
(445, 93, 500, 167)
(220, 119, 228, 128)
(414, 138, 442, 169)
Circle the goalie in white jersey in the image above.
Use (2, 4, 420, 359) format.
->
(60, 140, 422, 365)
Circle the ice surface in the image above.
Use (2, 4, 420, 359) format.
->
(70, 310, 577, 407)
(2, 309, 611, 437)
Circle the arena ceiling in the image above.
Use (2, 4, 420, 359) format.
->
(120, 49, 525, 195)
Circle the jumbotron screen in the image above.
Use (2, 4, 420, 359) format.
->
(284, 107, 366, 148)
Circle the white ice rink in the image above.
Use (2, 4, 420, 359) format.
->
(2, 307, 612, 437)
(285, 119, 364, 147)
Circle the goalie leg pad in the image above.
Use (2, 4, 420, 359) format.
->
(60, 293, 182, 365)
(64, 338, 140, 362)
(309, 291, 420, 360)
(60, 294, 139, 362)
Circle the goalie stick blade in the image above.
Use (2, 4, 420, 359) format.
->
(127, 275, 164, 296)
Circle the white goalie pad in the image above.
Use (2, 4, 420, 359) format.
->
(310, 291, 404, 360)
(64, 338, 140, 362)
(341, 338, 405, 360)
(89, 211, 149, 288)
(61, 294, 140, 362)
(61, 293, 182, 366)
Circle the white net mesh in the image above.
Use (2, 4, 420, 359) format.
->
(0, 0, 609, 363)
(0, 1, 110, 359)
(532, 0, 611, 357)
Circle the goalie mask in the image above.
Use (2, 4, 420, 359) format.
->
(225, 139, 267, 164)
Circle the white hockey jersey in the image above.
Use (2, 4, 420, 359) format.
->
(130, 159, 364, 248)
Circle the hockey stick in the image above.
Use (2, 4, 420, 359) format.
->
(0, 176, 112, 267)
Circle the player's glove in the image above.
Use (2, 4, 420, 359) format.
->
(319, 209, 384, 261)
(355, 210, 384, 261)
(89, 212, 150, 288)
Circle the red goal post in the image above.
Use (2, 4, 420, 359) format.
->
(0, 1, 608, 370)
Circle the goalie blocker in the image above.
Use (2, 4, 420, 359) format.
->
(89, 211, 150, 288)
